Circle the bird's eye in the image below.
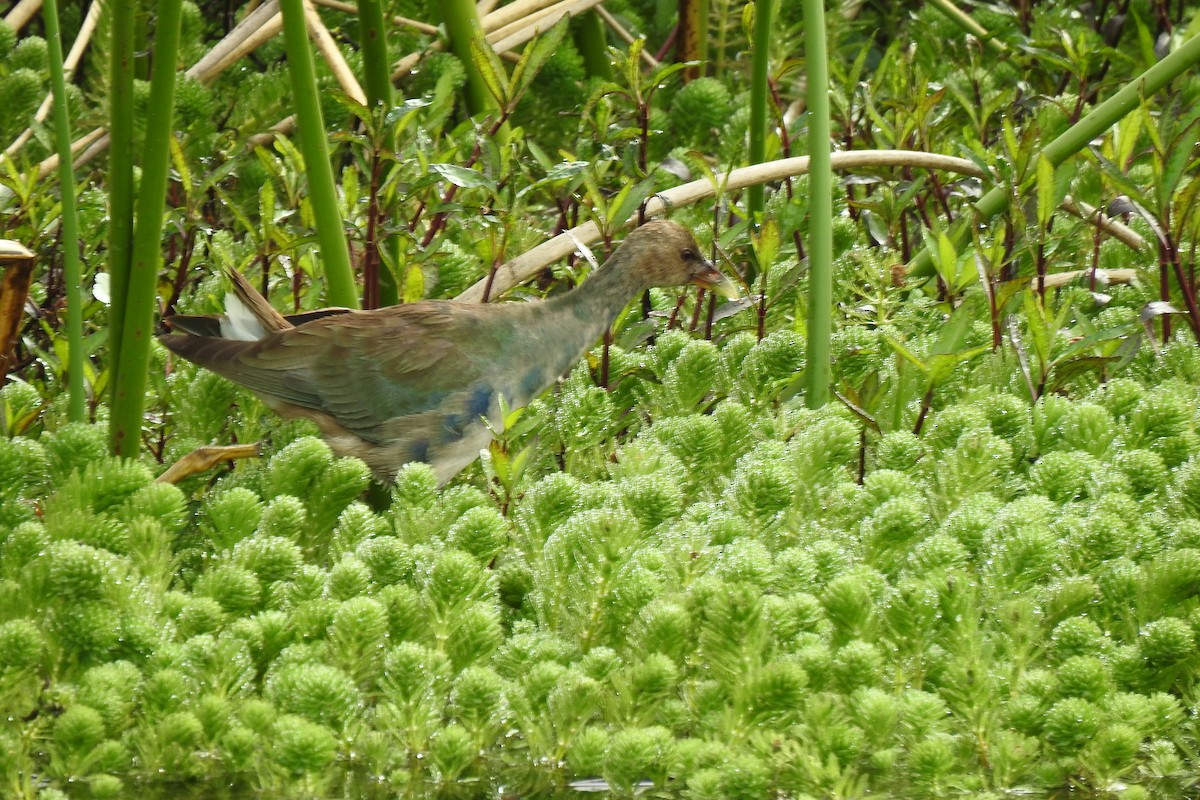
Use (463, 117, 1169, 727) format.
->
(681, 249, 695, 260)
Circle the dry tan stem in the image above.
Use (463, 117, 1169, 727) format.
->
(3, 0, 41, 31)
(482, 0, 567, 32)
(1034, 268, 1137, 291)
(310, 0, 439, 35)
(156, 443, 262, 483)
(5, 0, 103, 157)
(488, 0, 597, 46)
(477, 0, 501, 15)
(457, 151, 985, 302)
(596, 5, 658, 68)
(189, 0, 283, 84)
(35, 126, 106, 180)
(36, 0, 284, 176)
(1062, 195, 1147, 252)
(304, 0, 367, 105)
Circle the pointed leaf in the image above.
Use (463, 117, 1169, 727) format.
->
(1036, 154, 1056, 228)
(402, 262, 425, 303)
(1158, 114, 1200, 205)
(932, 292, 986, 355)
(624, 37, 644, 94)
(169, 135, 192, 199)
(884, 335, 931, 377)
(469, 33, 509, 108)
(926, 346, 990, 385)
(751, 218, 780, 272)
(429, 162, 494, 189)
(611, 176, 658, 226)
(508, 15, 569, 106)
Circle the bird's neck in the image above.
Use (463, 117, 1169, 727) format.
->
(535, 253, 648, 369)
(545, 256, 645, 344)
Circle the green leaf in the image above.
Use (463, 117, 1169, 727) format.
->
(508, 15, 569, 106)
(169, 135, 192, 199)
(1035, 154, 1056, 228)
(925, 346, 989, 385)
(884, 335, 930, 377)
(259, 181, 276, 242)
(1022, 291, 1056, 367)
(468, 32, 509, 108)
(385, 98, 431, 127)
(488, 439, 511, 487)
(1051, 321, 1138, 365)
(609, 176, 658, 227)
(1094, 153, 1151, 209)
(1158, 111, 1200, 206)
(928, 230, 959, 288)
(624, 37, 644, 95)
(933, 292, 986, 356)
(429, 163, 495, 190)
(543, 161, 590, 182)
(751, 218, 780, 273)
(402, 263, 425, 303)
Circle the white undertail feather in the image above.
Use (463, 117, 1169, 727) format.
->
(219, 293, 267, 341)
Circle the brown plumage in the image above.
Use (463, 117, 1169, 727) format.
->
(158, 220, 737, 483)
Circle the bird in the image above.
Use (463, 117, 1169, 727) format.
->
(158, 220, 738, 484)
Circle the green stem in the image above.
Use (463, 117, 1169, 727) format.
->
(356, 0, 394, 108)
(927, 0, 1007, 55)
(803, 0, 831, 408)
(439, 0, 494, 116)
(106, 0, 135, 418)
(42, 0, 84, 422)
(110, 0, 183, 458)
(280, 0, 359, 308)
(573, 10, 612, 80)
(746, 0, 774, 223)
(909, 31, 1200, 277)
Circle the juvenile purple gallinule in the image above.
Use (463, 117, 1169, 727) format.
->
(158, 220, 737, 483)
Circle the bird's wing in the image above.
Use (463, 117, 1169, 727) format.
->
(183, 301, 509, 442)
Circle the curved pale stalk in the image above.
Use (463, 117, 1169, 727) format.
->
(595, 4, 658, 68)
(457, 151, 985, 302)
(3, 0, 41, 30)
(312, 0, 438, 34)
(304, 0, 366, 104)
(927, 0, 1007, 55)
(483, 0, 570, 32)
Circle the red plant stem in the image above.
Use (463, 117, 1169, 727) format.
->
(363, 150, 384, 309)
(415, 115, 509, 247)
(688, 287, 706, 332)
(703, 290, 717, 340)
(164, 226, 196, 316)
(655, 24, 679, 62)
(913, 385, 935, 435)
(1160, 241, 1172, 342)
(666, 292, 688, 329)
(1168, 243, 1200, 345)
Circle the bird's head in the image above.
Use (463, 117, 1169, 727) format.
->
(620, 220, 740, 299)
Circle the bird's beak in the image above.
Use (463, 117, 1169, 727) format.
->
(691, 261, 740, 300)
